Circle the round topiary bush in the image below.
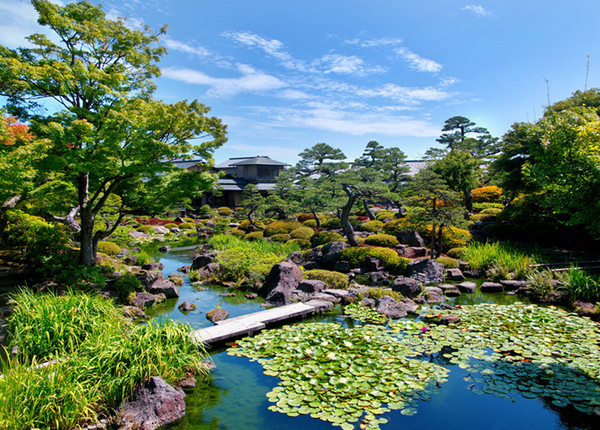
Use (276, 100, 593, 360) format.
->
(178, 222, 195, 230)
(264, 220, 304, 237)
(230, 228, 245, 237)
(471, 185, 503, 203)
(339, 246, 409, 275)
(363, 233, 399, 248)
(322, 218, 342, 229)
(382, 218, 418, 236)
(164, 223, 178, 230)
(471, 213, 496, 223)
(436, 256, 459, 269)
(480, 207, 503, 216)
(446, 247, 465, 259)
(310, 231, 344, 247)
(303, 269, 349, 289)
(296, 212, 315, 223)
(97, 241, 122, 256)
(270, 233, 291, 243)
(290, 226, 315, 240)
(360, 220, 384, 232)
(375, 210, 395, 222)
(136, 225, 154, 234)
(286, 238, 311, 249)
(244, 231, 264, 241)
(303, 219, 318, 228)
(217, 207, 233, 216)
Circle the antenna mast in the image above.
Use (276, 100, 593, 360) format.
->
(585, 55, 590, 91)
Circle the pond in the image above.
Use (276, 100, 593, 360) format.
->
(152, 245, 599, 430)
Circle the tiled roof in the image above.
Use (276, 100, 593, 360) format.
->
(215, 156, 289, 168)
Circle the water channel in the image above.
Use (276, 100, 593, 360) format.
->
(148, 245, 598, 429)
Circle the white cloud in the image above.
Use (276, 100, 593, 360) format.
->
(462, 5, 494, 17)
(396, 47, 442, 73)
(0, 0, 44, 47)
(345, 37, 404, 48)
(162, 64, 287, 96)
(163, 37, 210, 58)
(357, 83, 450, 104)
(277, 89, 313, 100)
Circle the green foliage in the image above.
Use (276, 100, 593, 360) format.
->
(310, 231, 344, 247)
(321, 217, 342, 229)
(562, 268, 600, 303)
(296, 212, 316, 222)
(244, 231, 264, 241)
(436, 256, 459, 269)
(230, 227, 245, 237)
(527, 269, 557, 299)
(473, 202, 504, 212)
(114, 273, 144, 302)
(289, 226, 314, 240)
(360, 220, 384, 232)
(286, 238, 311, 249)
(199, 204, 217, 218)
(303, 269, 349, 289)
(264, 220, 304, 237)
(462, 242, 536, 279)
(217, 207, 233, 216)
(132, 250, 152, 266)
(302, 219, 318, 228)
(340, 246, 409, 275)
(270, 233, 291, 243)
(364, 233, 400, 248)
(480, 207, 503, 216)
(471, 213, 496, 223)
(471, 186, 504, 203)
(136, 224, 154, 233)
(358, 287, 404, 303)
(446, 247, 465, 259)
(375, 210, 395, 221)
(217, 248, 282, 285)
(164, 222, 178, 230)
(178, 222, 195, 230)
(443, 227, 472, 249)
(238, 220, 251, 231)
(96, 241, 122, 256)
(382, 217, 419, 236)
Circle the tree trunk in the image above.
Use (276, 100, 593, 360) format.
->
(463, 187, 473, 212)
(341, 185, 359, 247)
(363, 199, 376, 220)
(79, 206, 97, 267)
(311, 210, 321, 229)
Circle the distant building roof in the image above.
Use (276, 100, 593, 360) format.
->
(215, 156, 290, 168)
(405, 160, 429, 176)
(215, 177, 278, 192)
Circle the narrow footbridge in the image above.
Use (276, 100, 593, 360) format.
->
(192, 302, 320, 347)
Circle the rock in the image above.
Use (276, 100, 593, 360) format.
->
(445, 288, 461, 297)
(423, 287, 444, 303)
(260, 260, 303, 300)
(367, 271, 390, 285)
(398, 298, 419, 314)
(364, 256, 383, 272)
(195, 262, 221, 279)
(446, 268, 465, 281)
(191, 254, 215, 271)
(177, 375, 197, 390)
(141, 262, 165, 272)
(500, 280, 528, 291)
(392, 276, 422, 298)
(375, 295, 408, 319)
(333, 260, 351, 273)
(131, 292, 159, 309)
(170, 228, 181, 234)
(205, 220, 215, 228)
(441, 303, 456, 310)
(129, 230, 149, 239)
(573, 301, 598, 318)
(158, 245, 171, 253)
(116, 376, 185, 430)
(153, 225, 169, 234)
(168, 275, 184, 286)
(481, 282, 503, 293)
(439, 315, 461, 325)
(397, 246, 428, 258)
(456, 281, 477, 293)
(318, 241, 349, 269)
(245, 293, 258, 300)
(311, 292, 341, 303)
(177, 265, 190, 274)
(463, 269, 486, 278)
(304, 299, 334, 312)
(408, 259, 444, 284)
(298, 280, 326, 294)
(396, 229, 425, 247)
(147, 279, 179, 298)
(360, 297, 376, 308)
(323, 289, 352, 299)
(206, 308, 229, 323)
(178, 301, 196, 312)
(138, 271, 164, 289)
(286, 251, 305, 265)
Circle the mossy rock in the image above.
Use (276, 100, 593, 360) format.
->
(136, 225, 154, 234)
(97, 241, 122, 256)
(264, 220, 304, 237)
(303, 219, 318, 228)
(217, 207, 233, 216)
(164, 223, 178, 230)
(289, 227, 314, 240)
(304, 269, 349, 289)
(364, 233, 399, 247)
(436, 256, 459, 269)
(360, 220, 384, 232)
(178, 222, 195, 230)
(375, 210, 395, 221)
(310, 231, 343, 247)
(270, 233, 291, 243)
(230, 228, 245, 237)
(244, 231, 264, 241)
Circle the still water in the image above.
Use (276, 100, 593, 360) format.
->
(152, 245, 599, 430)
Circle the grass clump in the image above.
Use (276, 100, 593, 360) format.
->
(360, 220, 384, 232)
(304, 269, 349, 289)
(340, 246, 409, 275)
(561, 268, 600, 303)
(96, 241, 122, 256)
(0, 290, 208, 429)
(310, 231, 343, 247)
(264, 220, 304, 237)
(358, 287, 403, 303)
(462, 241, 536, 279)
(436, 256, 459, 269)
(363, 233, 399, 248)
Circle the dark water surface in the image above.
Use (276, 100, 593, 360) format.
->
(154, 246, 599, 430)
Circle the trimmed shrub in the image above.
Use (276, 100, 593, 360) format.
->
(360, 220, 384, 232)
(340, 246, 409, 275)
(238, 220, 251, 231)
(480, 207, 503, 216)
(471, 186, 503, 203)
(322, 218, 342, 229)
(136, 225, 154, 234)
(471, 213, 496, 223)
(436, 256, 459, 269)
(303, 219, 318, 228)
(216, 247, 282, 284)
(444, 227, 472, 249)
(472, 202, 504, 212)
(178, 222, 195, 230)
(290, 227, 315, 240)
(382, 217, 419, 236)
(446, 247, 465, 259)
(364, 234, 399, 248)
(264, 220, 304, 237)
(97, 241, 121, 256)
(217, 207, 233, 216)
(375, 210, 395, 221)
(358, 287, 403, 303)
(198, 204, 217, 218)
(230, 228, 245, 237)
(286, 239, 311, 249)
(310, 231, 344, 247)
(244, 231, 264, 241)
(297, 212, 316, 223)
(164, 223, 178, 230)
(304, 269, 349, 289)
(270, 233, 291, 243)
(183, 217, 194, 222)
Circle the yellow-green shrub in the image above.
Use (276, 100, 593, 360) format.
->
(358, 287, 403, 303)
(290, 227, 314, 240)
(178, 222, 195, 230)
(363, 234, 399, 248)
(264, 220, 304, 237)
(304, 269, 349, 289)
(297, 212, 315, 222)
(238, 220, 251, 231)
(436, 256, 459, 269)
(217, 207, 233, 216)
(445, 227, 472, 249)
(270, 233, 291, 243)
(303, 219, 318, 228)
(471, 186, 503, 203)
(322, 218, 342, 229)
(382, 217, 419, 236)
(244, 231, 264, 241)
(230, 228, 245, 237)
(375, 210, 395, 221)
(360, 220, 384, 232)
(340, 246, 409, 275)
(286, 238, 311, 249)
(310, 231, 344, 247)
(97, 241, 121, 256)
(136, 225, 154, 234)
(471, 213, 495, 222)
(480, 207, 503, 216)
(473, 202, 504, 212)
(446, 247, 465, 259)
(164, 223, 178, 229)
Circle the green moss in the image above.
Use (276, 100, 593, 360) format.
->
(217, 207, 233, 216)
(244, 231, 264, 241)
(310, 231, 344, 247)
(302, 219, 317, 228)
(304, 269, 349, 289)
(230, 228, 245, 237)
(164, 223, 178, 230)
(178, 222, 195, 230)
(264, 220, 304, 237)
(286, 239, 311, 249)
(358, 287, 403, 303)
(289, 226, 314, 240)
(340, 246, 409, 275)
(360, 220, 384, 232)
(136, 225, 154, 234)
(270, 233, 291, 243)
(96, 241, 122, 256)
(364, 233, 400, 247)
(446, 247, 465, 259)
(436, 256, 459, 269)
(375, 210, 395, 221)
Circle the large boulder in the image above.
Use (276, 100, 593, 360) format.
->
(408, 259, 444, 284)
(396, 230, 425, 247)
(206, 308, 229, 323)
(297, 280, 326, 294)
(147, 279, 179, 298)
(392, 276, 422, 298)
(191, 254, 215, 271)
(500, 280, 528, 291)
(320, 241, 350, 269)
(153, 225, 170, 234)
(131, 292, 159, 309)
(375, 296, 408, 319)
(178, 301, 197, 312)
(457, 281, 477, 293)
(445, 268, 465, 281)
(261, 260, 303, 306)
(423, 286, 444, 303)
(397, 246, 428, 258)
(116, 376, 185, 430)
(481, 282, 503, 293)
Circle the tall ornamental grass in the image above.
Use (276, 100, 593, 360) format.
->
(460, 242, 538, 279)
(0, 290, 208, 429)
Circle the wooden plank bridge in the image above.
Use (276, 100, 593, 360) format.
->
(192, 302, 320, 347)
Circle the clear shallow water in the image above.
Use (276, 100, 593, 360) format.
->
(153, 246, 599, 430)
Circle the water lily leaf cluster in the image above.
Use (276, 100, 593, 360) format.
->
(344, 303, 388, 325)
(228, 323, 449, 429)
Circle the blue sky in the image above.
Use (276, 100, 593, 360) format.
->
(1, 1, 599, 164)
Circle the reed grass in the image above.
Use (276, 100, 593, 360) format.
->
(461, 241, 538, 279)
(208, 233, 300, 255)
